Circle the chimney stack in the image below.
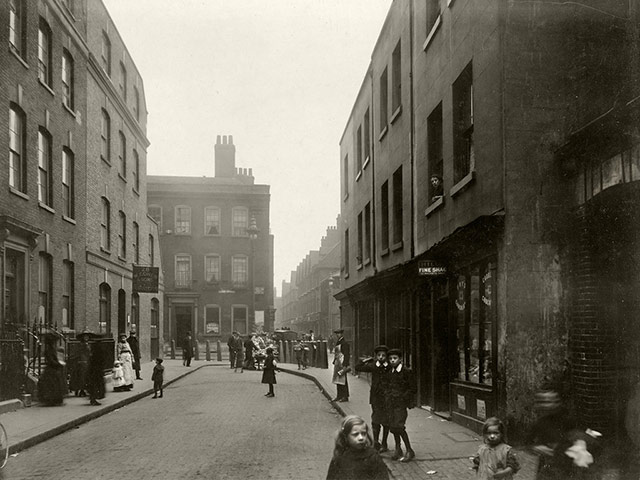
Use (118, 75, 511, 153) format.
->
(214, 134, 236, 177)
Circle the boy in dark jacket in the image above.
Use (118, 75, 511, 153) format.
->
(355, 345, 391, 452)
(151, 358, 164, 398)
(385, 348, 417, 462)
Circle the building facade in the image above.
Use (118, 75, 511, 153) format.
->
(337, 0, 640, 440)
(147, 135, 273, 345)
(277, 220, 341, 340)
(0, 0, 164, 374)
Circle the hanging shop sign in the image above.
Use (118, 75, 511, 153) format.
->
(132, 266, 159, 293)
(418, 260, 446, 276)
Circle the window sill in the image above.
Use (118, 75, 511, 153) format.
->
(38, 78, 55, 97)
(343, 192, 349, 202)
(38, 202, 55, 214)
(9, 47, 29, 69)
(450, 170, 476, 197)
(425, 196, 444, 217)
(356, 263, 363, 271)
(175, 233, 192, 237)
(62, 215, 76, 225)
(363, 258, 371, 266)
(118, 173, 127, 183)
(100, 247, 111, 255)
(204, 234, 221, 237)
(378, 126, 388, 141)
(390, 105, 402, 124)
(231, 234, 248, 238)
(132, 188, 140, 197)
(380, 247, 389, 257)
(391, 241, 403, 252)
(9, 187, 29, 201)
(423, 15, 442, 52)
(363, 157, 370, 169)
(63, 103, 76, 117)
(118, 255, 127, 263)
(101, 156, 111, 167)
(355, 170, 362, 182)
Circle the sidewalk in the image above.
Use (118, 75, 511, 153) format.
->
(0, 359, 224, 455)
(279, 362, 539, 480)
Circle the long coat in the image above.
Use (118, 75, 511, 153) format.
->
(261, 355, 277, 384)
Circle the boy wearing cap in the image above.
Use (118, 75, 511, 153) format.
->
(355, 345, 391, 452)
(385, 348, 417, 462)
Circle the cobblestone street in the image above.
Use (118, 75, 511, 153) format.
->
(1, 367, 341, 480)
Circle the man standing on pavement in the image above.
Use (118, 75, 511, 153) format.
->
(332, 328, 350, 402)
(182, 331, 195, 367)
(127, 330, 142, 380)
(227, 331, 241, 369)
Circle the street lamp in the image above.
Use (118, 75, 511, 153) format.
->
(246, 217, 260, 333)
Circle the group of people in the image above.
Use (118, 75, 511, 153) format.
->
(111, 332, 142, 391)
(227, 331, 273, 372)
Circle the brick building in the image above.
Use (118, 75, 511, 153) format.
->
(0, 0, 163, 367)
(336, 0, 640, 440)
(277, 220, 341, 340)
(147, 135, 273, 345)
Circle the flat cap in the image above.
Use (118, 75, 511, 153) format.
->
(387, 348, 403, 357)
(373, 345, 389, 353)
(333, 328, 344, 334)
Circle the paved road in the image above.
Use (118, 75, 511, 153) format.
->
(1, 367, 342, 480)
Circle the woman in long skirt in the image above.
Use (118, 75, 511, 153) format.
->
(116, 334, 135, 390)
(39, 333, 67, 406)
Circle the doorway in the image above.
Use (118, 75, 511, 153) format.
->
(175, 306, 193, 344)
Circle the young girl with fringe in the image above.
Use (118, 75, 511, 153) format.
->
(473, 417, 520, 480)
(326, 415, 389, 480)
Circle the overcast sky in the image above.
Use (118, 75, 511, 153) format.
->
(102, 0, 392, 293)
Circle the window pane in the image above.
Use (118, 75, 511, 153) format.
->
(205, 256, 220, 282)
(233, 306, 247, 335)
(205, 207, 220, 235)
(232, 208, 248, 236)
(481, 263, 494, 385)
(469, 268, 480, 383)
(205, 306, 220, 334)
(602, 154, 623, 190)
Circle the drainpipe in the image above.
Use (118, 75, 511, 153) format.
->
(409, 0, 416, 260)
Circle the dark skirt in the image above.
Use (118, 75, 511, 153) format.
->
(39, 364, 67, 405)
(261, 369, 276, 384)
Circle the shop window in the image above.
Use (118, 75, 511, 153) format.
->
(99, 283, 111, 334)
(455, 260, 494, 385)
(150, 298, 159, 339)
(578, 144, 640, 204)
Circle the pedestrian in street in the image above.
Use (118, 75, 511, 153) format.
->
(332, 328, 350, 402)
(227, 331, 241, 369)
(127, 330, 142, 380)
(70, 330, 91, 397)
(326, 415, 389, 480)
(261, 347, 277, 397)
(294, 339, 304, 370)
(472, 417, 520, 480)
(151, 358, 164, 399)
(385, 348, 416, 462)
(355, 345, 391, 452)
(525, 390, 590, 480)
(116, 333, 135, 390)
(87, 337, 106, 406)
(39, 333, 67, 406)
(112, 360, 126, 392)
(182, 331, 195, 367)
(243, 334, 257, 371)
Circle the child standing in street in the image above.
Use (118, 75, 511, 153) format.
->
(112, 360, 125, 392)
(151, 358, 164, 399)
(385, 348, 417, 462)
(326, 415, 389, 480)
(261, 347, 277, 397)
(473, 417, 520, 479)
(355, 345, 391, 452)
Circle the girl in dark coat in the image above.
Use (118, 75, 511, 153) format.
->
(261, 347, 277, 397)
(326, 415, 389, 480)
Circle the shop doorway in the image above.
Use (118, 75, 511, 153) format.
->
(175, 306, 193, 345)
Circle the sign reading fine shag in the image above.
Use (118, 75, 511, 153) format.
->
(133, 266, 160, 293)
(418, 260, 446, 276)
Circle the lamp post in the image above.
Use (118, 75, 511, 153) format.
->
(246, 217, 260, 333)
